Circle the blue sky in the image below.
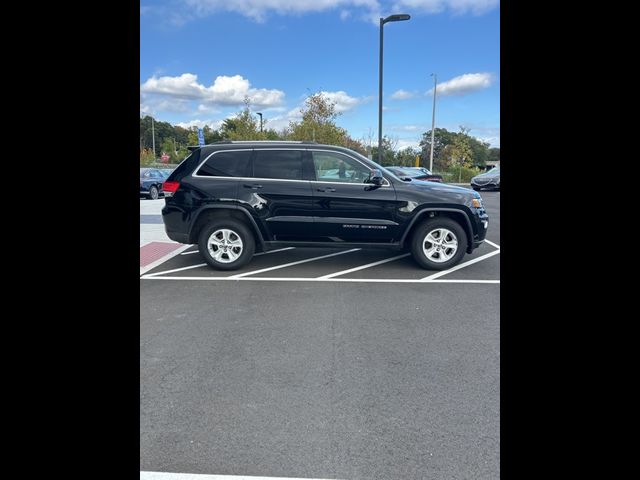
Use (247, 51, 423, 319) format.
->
(140, 0, 500, 149)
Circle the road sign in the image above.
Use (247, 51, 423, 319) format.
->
(197, 128, 205, 146)
(161, 154, 170, 163)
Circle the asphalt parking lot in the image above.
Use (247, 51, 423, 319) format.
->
(141, 191, 500, 479)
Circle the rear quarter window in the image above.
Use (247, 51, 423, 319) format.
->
(196, 150, 252, 177)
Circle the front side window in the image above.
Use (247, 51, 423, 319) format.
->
(253, 150, 303, 180)
(197, 150, 251, 177)
(313, 151, 370, 183)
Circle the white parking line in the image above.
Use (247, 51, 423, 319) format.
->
(182, 246, 296, 256)
(318, 253, 410, 279)
(140, 275, 499, 284)
(484, 239, 500, 249)
(255, 247, 296, 256)
(140, 472, 339, 480)
(144, 263, 207, 277)
(228, 248, 361, 279)
(420, 249, 501, 281)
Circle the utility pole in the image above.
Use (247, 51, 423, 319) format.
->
(430, 73, 437, 172)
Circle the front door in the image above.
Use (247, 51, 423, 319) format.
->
(310, 150, 399, 243)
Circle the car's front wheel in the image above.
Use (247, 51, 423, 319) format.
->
(411, 217, 467, 270)
(198, 219, 255, 271)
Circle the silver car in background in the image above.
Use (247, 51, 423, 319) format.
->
(471, 166, 500, 191)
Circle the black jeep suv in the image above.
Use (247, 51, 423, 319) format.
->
(161, 141, 489, 270)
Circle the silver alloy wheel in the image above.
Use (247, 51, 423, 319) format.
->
(422, 228, 458, 263)
(207, 229, 243, 263)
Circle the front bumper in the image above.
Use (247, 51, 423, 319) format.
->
(467, 212, 489, 253)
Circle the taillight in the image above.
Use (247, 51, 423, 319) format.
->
(162, 181, 180, 197)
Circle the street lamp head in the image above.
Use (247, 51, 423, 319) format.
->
(383, 13, 410, 24)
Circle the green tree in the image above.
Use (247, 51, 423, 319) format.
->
(140, 148, 155, 166)
(419, 127, 458, 169)
(395, 146, 421, 167)
(468, 137, 490, 167)
(488, 147, 500, 163)
(370, 136, 397, 166)
(219, 98, 267, 140)
(288, 92, 350, 145)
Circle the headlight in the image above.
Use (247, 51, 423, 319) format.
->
(472, 198, 482, 208)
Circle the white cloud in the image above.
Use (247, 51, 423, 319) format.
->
(196, 104, 220, 114)
(392, 0, 499, 15)
(175, 119, 224, 130)
(140, 73, 285, 108)
(152, 0, 498, 26)
(319, 90, 373, 113)
(260, 90, 369, 130)
(396, 138, 421, 150)
(390, 89, 417, 100)
(182, 0, 380, 23)
(259, 107, 303, 131)
(140, 94, 192, 115)
(427, 72, 493, 97)
(476, 135, 499, 147)
(389, 124, 427, 132)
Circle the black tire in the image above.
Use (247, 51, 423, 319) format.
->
(472, 186, 481, 191)
(149, 185, 159, 200)
(198, 218, 255, 271)
(410, 217, 468, 270)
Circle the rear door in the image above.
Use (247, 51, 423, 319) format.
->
(240, 149, 314, 241)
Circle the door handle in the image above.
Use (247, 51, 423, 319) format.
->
(317, 187, 336, 192)
(243, 184, 263, 189)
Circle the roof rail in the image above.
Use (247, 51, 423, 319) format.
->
(221, 140, 318, 144)
(190, 140, 320, 150)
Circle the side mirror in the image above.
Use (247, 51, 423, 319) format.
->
(368, 169, 384, 185)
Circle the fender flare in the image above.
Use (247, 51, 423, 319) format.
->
(400, 207, 474, 249)
(188, 204, 265, 248)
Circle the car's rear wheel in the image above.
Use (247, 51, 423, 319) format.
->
(198, 218, 255, 271)
(411, 217, 467, 270)
(149, 185, 159, 200)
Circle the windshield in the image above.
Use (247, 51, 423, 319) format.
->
(487, 166, 500, 174)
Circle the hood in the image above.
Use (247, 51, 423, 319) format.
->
(407, 179, 477, 195)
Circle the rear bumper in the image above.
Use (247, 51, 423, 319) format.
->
(165, 229, 190, 244)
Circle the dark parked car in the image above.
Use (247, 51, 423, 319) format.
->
(471, 166, 500, 191)
(159, 168, 174, 179)
(386, 166, 443, 183)
(161, 141, 488, 271)
(140, 168, 165, 200)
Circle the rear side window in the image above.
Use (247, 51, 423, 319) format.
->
(253, 150, 303, 180)
(197, 150, 251, 177)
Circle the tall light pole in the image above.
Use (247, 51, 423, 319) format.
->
(151, 116, 156, 159)
(378, 13, 410, 165)
(256, 112, 263, 133)
(429, 73, 437, 172)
